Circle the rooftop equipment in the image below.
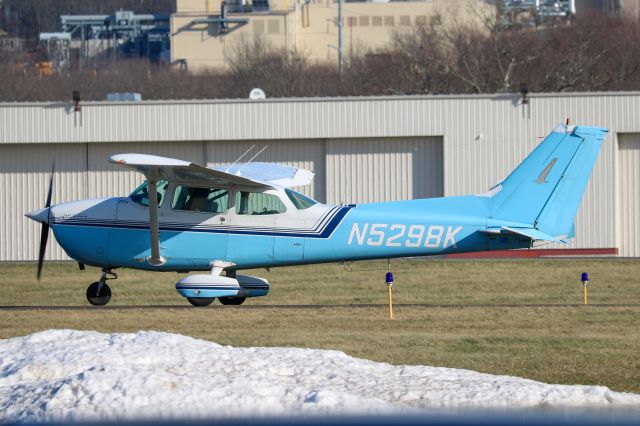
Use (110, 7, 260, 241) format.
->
(500, 0, 576, 27)
(106, 93, 143, 102)
(38, 10, 170, 70)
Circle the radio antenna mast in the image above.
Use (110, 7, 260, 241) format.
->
(236, 146, 268, 176)
(226, 145, 256, 172)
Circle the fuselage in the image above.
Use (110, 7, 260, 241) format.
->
(46, 183, 531, 271)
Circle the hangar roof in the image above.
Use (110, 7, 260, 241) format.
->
(1, 92, 639, 145)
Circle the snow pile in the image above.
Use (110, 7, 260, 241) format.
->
(1, 330, 639, 422)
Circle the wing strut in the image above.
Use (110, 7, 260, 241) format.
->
(146, 172, 166, 266)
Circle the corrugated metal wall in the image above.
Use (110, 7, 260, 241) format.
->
(88, 142, 206, 199)
(617, 134, 640, 257)
(1, 93, 639, 259)
(326, 137, 443, 204)
(0, 144, 87, 261)
(205, 139, 325, 202)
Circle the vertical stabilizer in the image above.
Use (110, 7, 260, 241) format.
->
(490, 124, 607, 240)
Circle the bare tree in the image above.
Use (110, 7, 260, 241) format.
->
(0, 11, 639, 101)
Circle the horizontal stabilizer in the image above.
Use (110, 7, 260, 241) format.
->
(482, 227, 566, 243)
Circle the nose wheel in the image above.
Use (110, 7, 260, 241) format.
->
(87, 282, 111, 306)
(86, 269, 116, 306)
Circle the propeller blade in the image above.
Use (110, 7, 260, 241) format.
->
(45, 163, 54, 208)
(37, 223, 49, 281)
(37, 163, 54, 281)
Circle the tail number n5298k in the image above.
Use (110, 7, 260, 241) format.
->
(347, 223, 463, 248)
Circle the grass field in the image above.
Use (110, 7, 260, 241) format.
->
(1, 259, 639, 393)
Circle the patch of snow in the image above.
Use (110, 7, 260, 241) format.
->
(0, 330, 639, 422)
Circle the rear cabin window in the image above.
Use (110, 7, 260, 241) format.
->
(172, 186, 229, 213)
(285, 188, 317, 209)
(130, 180, 169, 207)
(235, 191, 286, 215)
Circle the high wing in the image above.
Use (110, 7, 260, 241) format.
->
(213, 162, 315, 188)
(110, 154, 315, 188)
(110, 153, 270, 188)
(108, 153, 315, 267)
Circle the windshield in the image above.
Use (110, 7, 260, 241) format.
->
(285, 188, 317, 210)
(129, 180, 169, 207)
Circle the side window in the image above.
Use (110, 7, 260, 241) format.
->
(235, 191, 287, 215)
(130, 180, 169, 207)
(285, 188, 317, 209)
(172, 186, 229, 213)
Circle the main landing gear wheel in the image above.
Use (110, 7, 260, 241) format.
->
(86, 282, 112, 306)
(187, 297, 215, 307)
(219, 297, 246, 305)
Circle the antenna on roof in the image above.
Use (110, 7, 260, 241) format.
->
(226, 145, 256, 172)
(235, 146, 268, 176)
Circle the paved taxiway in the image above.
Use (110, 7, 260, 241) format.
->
(1, 303, 639, 311)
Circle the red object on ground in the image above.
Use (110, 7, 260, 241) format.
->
(446, 248, 618, 259)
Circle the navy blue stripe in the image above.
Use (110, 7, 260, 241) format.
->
(317, 206, 351, 238)
(53, 206, 353, 239)
(176, 285, 239, 290)
(176, 284, 268, 290)
(62, 206, 341, 234)
(309, 206, 339, 232)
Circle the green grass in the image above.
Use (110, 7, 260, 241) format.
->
(1, 259, 639, 393)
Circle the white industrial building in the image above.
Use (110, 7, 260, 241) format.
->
(0, 92, 639, 260)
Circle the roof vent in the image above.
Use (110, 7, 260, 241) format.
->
(106, 93, 142, 102)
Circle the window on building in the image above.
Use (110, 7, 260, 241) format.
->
(267, 19, 280, 34)
(253, 20, 265, 35)
(384, 16, 394, 26)
(416, 15, 427, 25)
(172, 186, 229, 213)
(285, 189, 317, 210)
(130, 180, 169, 207)
(347, 16, 357, 27)
(399, 16, 410, 26)
(235, 191, 287, 215)
(359, 16, 370, 26)
(372, 16, 382, 26)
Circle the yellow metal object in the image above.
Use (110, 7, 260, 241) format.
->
(584, 283, 588, 305)
(387, 284, 394, 320)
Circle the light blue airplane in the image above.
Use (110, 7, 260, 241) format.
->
(26, 123, 607, 306)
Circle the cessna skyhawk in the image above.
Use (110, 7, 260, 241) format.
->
(26, 124, 607, 306)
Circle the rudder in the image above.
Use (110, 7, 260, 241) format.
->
(489, 124, 607, 240)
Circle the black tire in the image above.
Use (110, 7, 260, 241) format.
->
(219, 297, 246, 305)
(86, 282, 111, 306)
(187, 297, 215, 307)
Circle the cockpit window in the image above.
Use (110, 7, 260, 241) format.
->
(172, 186, 229, 213)
(129, 180, 169, 207)
(285, 188, 317, 210)
(235, 191, 286, 215)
